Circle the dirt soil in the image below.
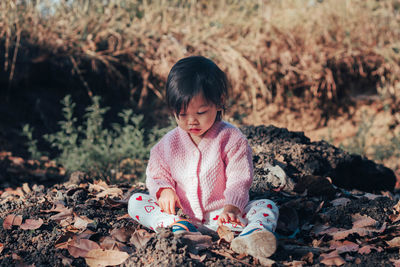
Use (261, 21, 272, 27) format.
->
(1, 125, 400, 266)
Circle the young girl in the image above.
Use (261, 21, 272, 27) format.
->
(128, 56, 279, 258)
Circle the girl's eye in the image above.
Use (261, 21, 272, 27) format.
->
(197, 111, 207, 115)
(179, 114, 186, 117)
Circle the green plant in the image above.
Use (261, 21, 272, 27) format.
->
(26, 95, 174, 182)
(373, 132, 400, 162)
(21, 124, 44, 160)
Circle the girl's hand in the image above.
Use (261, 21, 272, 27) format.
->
(157, 188, 182, 215)
(218, 204, 244, 226)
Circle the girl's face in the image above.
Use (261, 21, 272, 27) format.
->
(175, 93, 221, 145)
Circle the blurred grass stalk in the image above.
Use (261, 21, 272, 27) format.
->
(1, 0, 399, 110)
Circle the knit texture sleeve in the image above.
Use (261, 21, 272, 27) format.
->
(223, 137, 253, 212)
(145, 143, 176, 199)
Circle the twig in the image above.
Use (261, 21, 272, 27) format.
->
(70, 56, 93, 97)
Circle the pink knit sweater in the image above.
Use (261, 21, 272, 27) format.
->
(146, 121, 253, 222)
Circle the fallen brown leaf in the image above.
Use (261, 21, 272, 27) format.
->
(49, 208, 73, 221)
(301, 252, 314, 264)
(89, 181, 109, 192)
(329, 240, 359, 254)
(390, 258, 400, 267)
(20, 218, 43, 230)
(73, 216, 93, 230)
(96, 188, 123, 199)
(41, 203, 68, 213)
(180, 234, 213, 253)
(129, 229, 155, 249)
(358, 245, 373, 254)
(68, 239, 101, 258)
(386, 236, 400, 248)
(217, 225, 234, 244)
(84, 249, 129, 267)
(110, 227, 135, 243)
(351, 213, 377, 228)
(54, 231, 75, 249)
(22, 183, 31, 194)
(258, 256, 276, 266)
(99, 236, 131, 253)
(188, 252, 207, 262)
(319, 250, 346, 266)
(3, 214, 23, 229)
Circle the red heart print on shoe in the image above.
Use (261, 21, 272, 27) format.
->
(135, 215, 140, 220)
(136, 196, 142, 201)
(263, 213, 269, 217)
(145, 206, 155, 213)
(267, 204, 273, 209)
(213, 215, 219, 220)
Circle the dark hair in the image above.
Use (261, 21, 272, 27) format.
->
(166, 56, 228, 121)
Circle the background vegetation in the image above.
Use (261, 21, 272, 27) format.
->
(1, 0, 399, 180)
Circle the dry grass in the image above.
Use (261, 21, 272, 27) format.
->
(1, 0, 399, 111)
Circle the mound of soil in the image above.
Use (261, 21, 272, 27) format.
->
(1, 125, 399, 266)
(242, 125, 396, 194)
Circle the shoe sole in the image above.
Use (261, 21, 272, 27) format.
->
(231, 230, 277, 258)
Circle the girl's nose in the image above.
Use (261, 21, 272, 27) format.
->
(188, 116, 199, 125)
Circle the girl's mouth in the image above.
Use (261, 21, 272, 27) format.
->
(189, 128, 201, 133)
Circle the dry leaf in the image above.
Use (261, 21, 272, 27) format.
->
(358, 245, 373, 255)
(3, 214, 23, 229)
(85, 249, 129, 267)
(390, 258, 400, 267)
(41, 203, 68, 213)
(393, 200, 400, 213)
(129, 229, 155, 249)
(99, 236, 119, 250)
(96, 188, 123, 199)
(73, 216, 93, 230)
(319, 250, 345, 266)
(189, 252, 207, 262)
(351, 213, 377, 228)
(55, 231, 75, 249)
(89, 181, 109, 192)
(68, 239, 101, 258)
(258, 256, 276, 266)
(20, 218, 43, 230)
(386, 236, 400, 248)
(180, 234, 213, 252)
(329, 240, 359, 254)
(49, 208, 73, 221)
(22, 183, 31, 194)
(217, 225, 234, 244)
(389, 213, 400, 223)
(327, 223, 385, 240)
(99, 236, 130, 253)
(110, 227, 134, 243)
